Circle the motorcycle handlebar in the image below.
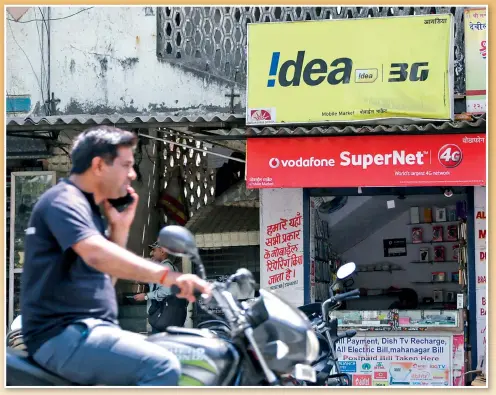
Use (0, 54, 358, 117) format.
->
(322, 288, 360, 322)
(333, 289, 360, 302)
(170, 284, 203, 300)
(335, 329, 357, 342)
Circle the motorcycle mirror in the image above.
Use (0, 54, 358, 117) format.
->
(158, 225, 199, 259)
(157, 225, 207, 279)
(336, 262, 356, 280)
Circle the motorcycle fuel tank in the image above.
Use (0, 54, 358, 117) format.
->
(147, 327, 241, 386)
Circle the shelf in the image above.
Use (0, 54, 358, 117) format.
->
(408, 240, 459, 245)
(411, 260, 459, 264)
(413, 281, 460, 284)
(407, 220, 460, 225)
(357, 268, 405, 273)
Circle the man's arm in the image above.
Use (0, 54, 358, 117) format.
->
(44, 194, 210, 301)
(102, 190, 136, 286)
(108, 225, 131, 286)
(73, 234, 171, 285)
(76, 235, 210, 302)
(147, 283, 171, 301)
(108, 225, 130, 248)
(146, 263, 174, 300)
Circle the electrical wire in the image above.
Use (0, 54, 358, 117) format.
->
(144, 145, 156, 165)
(33, 8, 47, 112)
(38, 7, 51, 115)
(7, 7, 94, 23)
(7, 20, 45, 104)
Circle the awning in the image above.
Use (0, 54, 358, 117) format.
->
(211, 114, 487, 137)
(214, 180, 259, 208)
(6, 112, 245, 132)
(7, 112, 485, 137)
(186, 205, 259, 248)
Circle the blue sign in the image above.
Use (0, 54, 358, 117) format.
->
(338, 361, 357, 373)
(6, 95, 31, 113)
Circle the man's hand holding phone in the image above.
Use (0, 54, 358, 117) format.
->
(104, 186, 139, 230)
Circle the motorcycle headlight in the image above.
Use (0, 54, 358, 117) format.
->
(305, 329, 320, 363)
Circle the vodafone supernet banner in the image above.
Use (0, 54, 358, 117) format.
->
(246, 134, 485, 188)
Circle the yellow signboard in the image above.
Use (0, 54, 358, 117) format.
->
(246, 15, 454, 125)
(464, 8, 487, 114)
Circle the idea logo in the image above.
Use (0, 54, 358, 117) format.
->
(438, 144, 463, 168)
(353, 374, 372, 386)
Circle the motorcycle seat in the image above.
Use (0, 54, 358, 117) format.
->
(165, 326, 216, 338)
(6, 347, 74, 386)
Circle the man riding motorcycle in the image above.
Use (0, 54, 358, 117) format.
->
(20, 125, 210, 386)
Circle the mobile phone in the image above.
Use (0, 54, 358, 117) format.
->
(108, 193, 134, 212)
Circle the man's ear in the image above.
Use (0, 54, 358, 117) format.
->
(90, 156, 105, 176)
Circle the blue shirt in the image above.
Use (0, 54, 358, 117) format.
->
(20, 179, 118, 356)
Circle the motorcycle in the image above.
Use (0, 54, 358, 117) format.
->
(294, 261, 360, 386)
(6, 225, 320, 386)
(198, 262, 360, 387)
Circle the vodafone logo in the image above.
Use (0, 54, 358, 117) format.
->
(268, 156, 335, 169)
(269, 158, 280, 168)
(438, 144, 463, 168)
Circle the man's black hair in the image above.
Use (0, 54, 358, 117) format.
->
(70, 126, 138, 174)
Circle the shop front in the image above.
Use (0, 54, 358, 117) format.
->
(244, 10, 486, 387)
(248, 133, 486, 387)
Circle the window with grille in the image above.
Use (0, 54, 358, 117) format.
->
(192, 245, 260, 326)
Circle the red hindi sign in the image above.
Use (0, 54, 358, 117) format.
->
(246, 134, 486, 188)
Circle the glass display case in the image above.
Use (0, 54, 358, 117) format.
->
(330, 309, 461, 331)
(330, 310, 393, 328)
(8, 171, 56, 326)
(397, 309, 459, 328)
(331, 309, 465, 387)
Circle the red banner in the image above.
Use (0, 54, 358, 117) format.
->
(247, 134, 486, 188)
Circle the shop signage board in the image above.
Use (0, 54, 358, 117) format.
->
(309, 199, 316, 303)
(474, 186, 486, 366)
(464, 8, 487, 114)
(335, 334, 452, 386)
(452, 334, 465, 386)
(246, 134, 485, 189)
(246, 14, 454, 125)
(259, 188, 305, 307)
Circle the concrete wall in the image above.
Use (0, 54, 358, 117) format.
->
(6, 6, 243, 117)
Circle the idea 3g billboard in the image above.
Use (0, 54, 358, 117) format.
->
(246, 14, 454, 125)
